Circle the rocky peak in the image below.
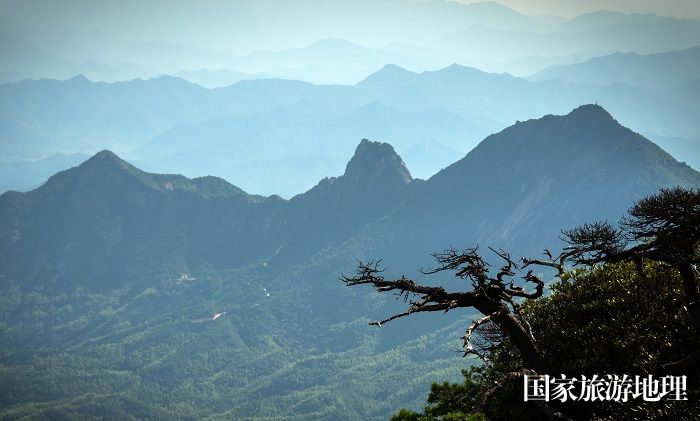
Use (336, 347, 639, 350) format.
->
(342, 139, 412, 189)
(565, 103, 616, 124)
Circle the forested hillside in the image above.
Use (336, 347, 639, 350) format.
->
(1, 106, 698, 419)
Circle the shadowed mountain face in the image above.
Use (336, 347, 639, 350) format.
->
(292, 139, 414, 217)
(0, 140, 417, 289)
(384, 105, 700, 258)
(282, 140, 419, 260)
(2, 105, 698, 288)
(0, 150, 270, 289)
(322, 138, 413, 201)
(1, 105, 699, 420)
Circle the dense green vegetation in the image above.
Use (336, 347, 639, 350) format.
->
(0, 262, 467, 420)
(393, 262, 699, 420)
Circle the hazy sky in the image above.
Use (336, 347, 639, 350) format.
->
(1, 1, 699, 54)
(458, 0, 700, 19)
(1, 0, 698, 77)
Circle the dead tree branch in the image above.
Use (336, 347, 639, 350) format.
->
(341, 247, 553, 372)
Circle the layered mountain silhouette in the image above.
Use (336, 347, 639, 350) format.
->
(0, 139, 418, 288)
(4, 63, 699, 197)
(372, 104, 700, 266)
(4, 3, 700, 418)
(437, 16, 700, 68)
(4, 4, 700, 85)
(2, 105, 699, 290)
(531, 45, 700, 90)
(0, 0, 550, 84)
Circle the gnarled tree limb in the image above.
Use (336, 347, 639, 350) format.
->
(341, 247, 550, 372)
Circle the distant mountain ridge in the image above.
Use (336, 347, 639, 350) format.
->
(3, 60, 699, 197)
(433, 15, 700, 74)
(556, 10, 666, 33)
(2, 105, 698, 289)
(0, 0, 549, 84)
(530, 45, 700, 89)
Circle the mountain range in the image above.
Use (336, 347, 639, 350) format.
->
(1, 105, 698, 419)
(2, 1, 700, 419)
(3, 104, 698, 286)
(3, 3, 700, 84)
(437, 15, 700, 72)
(530, 45, 700, 90)
(2, 61, 699, 197)
(0, 1, 554, 84)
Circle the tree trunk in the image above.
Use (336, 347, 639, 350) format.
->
(475, 302, 545, 372)
(678, 262, 700, 333)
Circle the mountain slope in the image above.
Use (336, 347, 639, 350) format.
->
(1, 105, 699, 420)
(279, 140, 419, 261)
(360, 104, 700, 267)
(4, 104, 698, 287)
(0, 150, 274, 289)
(0, 142, 462, 421)
(0, 141, 420, 289)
